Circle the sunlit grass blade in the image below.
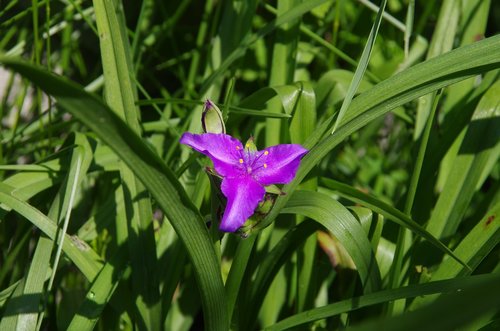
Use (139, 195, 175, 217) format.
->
(0, 277, 27, 330)
(265, 0, 301, 146)
(21, 133, 92, 331)
(93, 0, 160, 327)
(414, 0, 459, 139)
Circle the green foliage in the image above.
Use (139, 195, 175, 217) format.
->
(0, 1, 498, 330)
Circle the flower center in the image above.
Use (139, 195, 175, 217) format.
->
(236, 146, 269, 175)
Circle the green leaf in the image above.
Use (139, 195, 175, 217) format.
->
(67, 249, 128, 331)
(240, 221, 320, 330)
(201, 0, 329, 94)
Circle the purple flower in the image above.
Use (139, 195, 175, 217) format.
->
(180, 133, 308, 232)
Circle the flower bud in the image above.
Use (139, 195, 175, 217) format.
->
(201, 99, 226, 134)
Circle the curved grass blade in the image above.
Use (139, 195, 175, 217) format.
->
(320, 178, 468, 269)
(282, 191, 382, 293)
(22, 133, 93, 331)
(0, 57, 228, 331)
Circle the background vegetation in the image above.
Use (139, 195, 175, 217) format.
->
(0, 0, 499, 330)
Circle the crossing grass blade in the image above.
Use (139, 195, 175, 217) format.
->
(239, 221, 321, 330)
(19, 133, 93, 331)
(67, 248, 128, 331)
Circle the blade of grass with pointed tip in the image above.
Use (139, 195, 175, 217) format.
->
(331, 0, 386, 133)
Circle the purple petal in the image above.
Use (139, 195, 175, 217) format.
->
(180, 133, 244, 177)
(220, 176, 265, 232)
(252, 144, 308, 186)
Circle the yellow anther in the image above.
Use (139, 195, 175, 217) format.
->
(264, 151, 269, 155)
(239, 159, 244, 164)
(263, 163, 267, 168)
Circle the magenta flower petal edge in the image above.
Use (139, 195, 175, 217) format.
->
(179, 132, 308, 232)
